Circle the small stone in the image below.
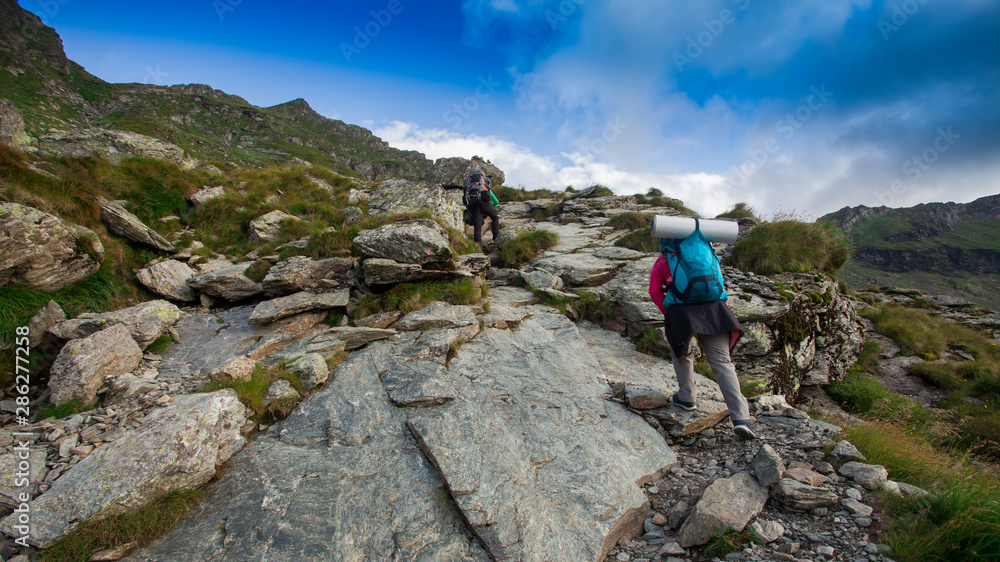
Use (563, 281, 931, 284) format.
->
(839, 462, 889, 491)
(854, 517, 873, 527)
(828, 440, 867, 464)
(652, 513, 668, 526)
(842, 498, 874, 517)
(647, 485, 659, 494)
(816, 545, 836, 556)
(845, 487, 863, 500)
(659, 542, 685, 556)
(749, 519, 785, 544)
(70, 444, 95, 457)
(155, 394, 173, 406)
(751, 444, 785, 487)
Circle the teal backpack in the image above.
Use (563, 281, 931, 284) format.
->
(661, 220, 727, 307)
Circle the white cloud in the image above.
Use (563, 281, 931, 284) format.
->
(375, 121, 736, 216)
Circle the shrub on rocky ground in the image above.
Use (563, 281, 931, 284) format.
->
(606, 212, 654, 231)
(38, 489, 205, 562)
(198, 365, 304, 423)
(613, 228, 660, 253)
(352, 278, 487, 318)
(498, 230, 559, 268)
(491, 185, 560, 201)
(730, 220, 850, 274)
(715, 202, 756, 220)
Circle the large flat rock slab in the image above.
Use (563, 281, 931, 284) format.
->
(395, 314, 676, 561)
(130, 351, 487, 561)
(1, 390, 247, 548)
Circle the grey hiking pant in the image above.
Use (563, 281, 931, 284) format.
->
(672, 332, 751, 421)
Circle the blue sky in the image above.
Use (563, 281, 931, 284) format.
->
(21, 0, 1000, 217)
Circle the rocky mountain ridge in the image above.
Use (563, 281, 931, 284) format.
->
(0, 0, 503, 184)
(822, 193, 1000, 274)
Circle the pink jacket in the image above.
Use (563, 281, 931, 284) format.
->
(648, 254, 672, 315)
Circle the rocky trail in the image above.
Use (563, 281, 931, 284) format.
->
(3, 181, 988, 562)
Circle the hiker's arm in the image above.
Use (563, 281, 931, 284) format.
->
(648, 255, 671, 315)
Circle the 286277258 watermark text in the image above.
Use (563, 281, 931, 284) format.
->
(9, 326, 35, 547)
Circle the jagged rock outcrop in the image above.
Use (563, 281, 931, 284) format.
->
(0, 202, 104, 291)
(98, 197, 174, 252)
(25, 300, 66, 348)
(248, 290, 350, 325)
(187, 262, 263, 301)
(48, 300, 182, 349)
(0, 99, 30, 149)
(353, 219, 453, 264)
(48, 323, 143, 406)
(429, 155, 505, 187)
(367, 180, 464, 231)
(0, 390, 248, 548)
(261, 256, 356, 295)
(39, 129, 189, 164)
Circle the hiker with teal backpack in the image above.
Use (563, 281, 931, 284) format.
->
(463, 169, 500, 246)
(648, 219, 757, 440)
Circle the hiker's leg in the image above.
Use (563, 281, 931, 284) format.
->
(671, 336, 697, 403)
(698, 332, 750, 420)
(471, 204, 483, 242)
(483, 200, 500, 240)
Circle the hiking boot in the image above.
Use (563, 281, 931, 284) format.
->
(671, 393, 697, 411)
(732, 420, 758, 441)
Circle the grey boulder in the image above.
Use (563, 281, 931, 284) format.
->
(187, 262, 264, 301)
(0, 390, 247, 548)
(828, 440, 866, 464)
(772, 478, 839, 510)
(679, 471, 768, 547)
(249, 290, 350, 325)
(48, 323, 143, 406)
(48, 300, 182, 349)
(0, 202, 104, 291)
(839, 462, 889, 490)
(262, 256, 355, 295)
(136, 260, 198, 302)
(97, 197, 174, 252)
(367, 179, 464, 231)
(353, 219, 453, 264)
(248, 210, 303, 243)
(26, 300, 66, 348)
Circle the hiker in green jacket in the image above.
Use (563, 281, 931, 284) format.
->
(463, 169, 500, 245)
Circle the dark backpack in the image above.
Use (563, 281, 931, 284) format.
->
(463, 171, 491, 206)
(661, 220, 727, 307)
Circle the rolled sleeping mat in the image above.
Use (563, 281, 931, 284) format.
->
(650, 215, 739, 244)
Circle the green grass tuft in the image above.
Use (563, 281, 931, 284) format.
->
(606, 212, 654, 231)
(145, 335, 174, 355)
(498, 230, 559, 268)
(715, 202, 756, 220)
(703, 529, 757, 557)
(730, 220, 850, 275)
(39, 490, 204, 562)
(352, 278, 486, 318)
(613, 228, 660, 253)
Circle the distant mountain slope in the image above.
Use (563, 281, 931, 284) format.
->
(0, 0, 503, 184)
(823, 194, 1000, 309)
